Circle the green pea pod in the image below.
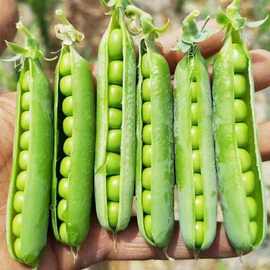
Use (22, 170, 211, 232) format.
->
(174, 11, 217, 251)
(213, 0, 266, 252)
(51, 10, 95, 246)
(6, 22, 53, 266)
(95, 4, 136, 231)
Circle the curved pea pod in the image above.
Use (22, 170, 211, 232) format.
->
(51, 45, 95, 247)
(6, 60, 53, 266)
(213, 32, 266, 252)
(174, 50, 217, 250)
(95, 9, 136, 231)
(136, 42, 174, 248)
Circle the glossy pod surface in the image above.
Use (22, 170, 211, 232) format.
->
(95, 9, 136, 231)
(51, 46, 95, 246)
(7, 60, 53, 266)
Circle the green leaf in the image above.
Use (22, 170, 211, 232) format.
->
(246, 15, 269, 28)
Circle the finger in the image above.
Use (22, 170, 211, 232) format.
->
(259, 121, 270, 161)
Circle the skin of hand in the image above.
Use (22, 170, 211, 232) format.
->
(1, 20, 270, 270)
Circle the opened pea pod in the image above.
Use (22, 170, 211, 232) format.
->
(126, 5, 174, 248)
(95, 1, 136, 231)
(174, 11, 217, 251)
(51, 10, 95, 247)
(213, 0, 266, 253)
(6, 22, 53, 266)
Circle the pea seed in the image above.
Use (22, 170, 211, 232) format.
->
(142, 190, 151, 214)
(242, 171, 255, 195)
(60, 156, 71, 177)
(14, 238, 22, 258)
(20, 111, 30, 130)
(143, 124, 152, 145)
(144, 215, 152, 239)
(16, 171, 27, 191)
(142, 79, 151, 101)
(59, 53, 71, 76)
(106, 175, 120, 202)
(106, 152, 120, 175)
(234, 99, 248, 122)
(108, 201, 119, 228)
(234, 74, 247, 98)
(60, 75, 72, 96)
(232, 44, 248, 72)
(191, 126, 200, 149)
(62, 96, 73, 116)
(20, 131, 30, 150)
(192, 150, 201, 173)
(108, 108, 122, 129)
(195, 221, 204, 247)
(142, 168, 151, 190)
(142, 102, 151, 124)
(194, 173, 203, 195)
(108, 29, 123, 60)
(109, 85, 122, 108)
(238, 148, 252, 172)
(12, 213, 22, 237)
(142, 53, 150, 78)
(63, 137, 73, 156)
(63, 116, 73, 137)
(21, 92, 30, 110)
(19, 151, 29, 170)
(235, 123, 249, 147)
(246, 196, 257, 220)
(59, 222, 68, 242)
(108, 61, 123, 85)
(249, 221, 257, 243)
(58, 178, 69, 199)
(13, 191, 24, 212)
(107, 129, 121, 153)
(195, 195, 204, 220)
(191, 103, 199, 125)
(57, 199, 68, 221)
(21, 71, 31, 92)
(143, 145, 152, 168)
(191, 82, 199, 102)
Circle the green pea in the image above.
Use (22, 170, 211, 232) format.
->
(57, 199, 68, 221)
(238, 148, 252, 172)
(232, 44, 248, 72)
(109, 85, 122, 108)
(13, 191, 24, 213)
(58, 178, 69, 199)
(63, 116, 73, 137)
(191, 82, 199, 102)
(108, 61, 123, 85)
(194, 173, 203, 195)
(246, 196, 257, 220)
(21, 71, 31, 92)
(144, 215, 152, 239)
(106, 175, 120, 202)
(60, 156, 71, 177)
(142, 190, 151, 214)
(107, 129, 121, 153)
(62, 96, 73, 116)
(234, 99, 248, 122)
(21, 92, 30, 110)
(191, 103, 199, 125)
(195, 195, 204, 220)
(235, 123, 249, 147)
(59, 53, 71, 76)
(192, 150, 201, 173)
(20, 131, 30, 150)
(143, 124, 152, 145)
(234, 74, 247, 98)
(108, 108, 122, 129)
(60, 75, 72, 96)
(142, 168, 151, 190)
(108, 201, 119, 228)
(14, 238, 22, 258)
(142, 102, 151, 124)
(108, 29, 123, 60)
(142, 53, 150, 78)
(16, 171, 27, 191)
(12, 213, 22, 237)
(195, 221, 204, 247)
(63, 137, 73, 156)
(106, 152, 120, 175)
(19, 151, 29, 170)
(20, 111, 30, 130)
(249, 221, 257, 243)
(143, 145, 152, 168)
(242, 171, 255, 195)
(142, 79, 151, 101)
(59, 222, 68, 242)
(191, 126, 200, 149)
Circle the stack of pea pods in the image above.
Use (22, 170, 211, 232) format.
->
(5, 0, 267, 267)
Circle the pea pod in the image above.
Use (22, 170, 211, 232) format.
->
(51, 10, 95, 246)
(213, 0, 266, 252)
(174, 11, 217, 251)
(6, 22, 53, 266)
(126, 5, 174, 248)
(95, 2, 136, 231)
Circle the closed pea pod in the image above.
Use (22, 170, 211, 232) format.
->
(213, 0, 266, 252)
(51, 10, 95, 247)
(6, 22, 53, 266)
